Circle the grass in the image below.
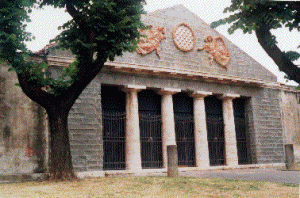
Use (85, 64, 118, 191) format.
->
(0, 176, 298, 198)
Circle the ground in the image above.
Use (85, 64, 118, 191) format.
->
(0, 176, 298, 198)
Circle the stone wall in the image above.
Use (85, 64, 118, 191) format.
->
(68, 77, 103, 172)
(0, 65, 47, 175)
(251, 88, 284, 164)
(280, 88, 300, 163)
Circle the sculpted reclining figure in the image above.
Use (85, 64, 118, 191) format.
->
(198, 36, 230, 70)
(136, 25, 166, 59)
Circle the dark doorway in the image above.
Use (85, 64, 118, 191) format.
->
(233, 98, 251, 164)
(138, 90, 163, 169)
(173, 93, 196, 167)
(102, 85, 126, 170)
(205, 95, 225, 166)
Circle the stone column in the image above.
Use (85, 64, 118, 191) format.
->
(190, 91, 212, 169)
(123, 85, 146, 171)
(159, 88, 181, 168)
(221, 93, 240, 167)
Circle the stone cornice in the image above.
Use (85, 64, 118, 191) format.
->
(103, 61, 265, 87)
(46, 56, 293, 90)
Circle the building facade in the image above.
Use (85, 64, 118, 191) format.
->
(0, 5, 299, 176)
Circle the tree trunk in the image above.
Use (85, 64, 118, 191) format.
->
(47, 107, 76, 181)
(256, 26, 300, 84)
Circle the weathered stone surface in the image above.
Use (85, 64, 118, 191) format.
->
(281, 87, 300, 164)
(68, 78, 102, 172)
(251, 88, 284, 164)
(0, 65, 47, 175)
(167, 145, 178, 177)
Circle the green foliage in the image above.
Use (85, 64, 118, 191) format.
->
(0, 0, 146, 96)
(284, 51, 300, 62)
(211, 1, 300, 45)
(53, 0, 146, 63)
(211, 0, 300, 83)
(213, 1, 300, 33)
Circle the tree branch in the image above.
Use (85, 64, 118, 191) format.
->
(65, 1, 88, 32)
(58, 60, 105, 112)
(65, 1, 96, 66)
(17, 70, 56, 109)
(255, 26, 300, 84)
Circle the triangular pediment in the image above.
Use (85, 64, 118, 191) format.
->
(111, 5, 277, 84)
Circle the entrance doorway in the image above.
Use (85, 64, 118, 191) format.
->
(102, 85, 126, 170)
(173, 93, 196, 167)
(138, 90, 163, 169)
(233, 98, 251, 164)
(205, 95, 225, 166)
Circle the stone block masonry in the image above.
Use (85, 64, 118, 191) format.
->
(68, 78, 103, 172)
(251, 88, 284, 164)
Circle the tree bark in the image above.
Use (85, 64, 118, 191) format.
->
(15, 59, 105, 180)
(47, 106, 76, 181)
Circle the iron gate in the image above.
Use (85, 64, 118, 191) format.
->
(102, 111, 126, 170)
(102, 85, 126, 170)
(233, 98, 251, 164)
(139, 113, 163, 168)
(175, 114, 195, 166)
(138, 90, 163, 169)
(205, 96, 225, 166)
(206, 117, 225, 165)
(173, 93, 196, 167)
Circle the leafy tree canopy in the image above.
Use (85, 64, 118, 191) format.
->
(211, 0, 300, 84)
(0, 0, 146, 180)
(0, 0, 146, 96)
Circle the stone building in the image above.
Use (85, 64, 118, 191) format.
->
(0, 5, 299, 177)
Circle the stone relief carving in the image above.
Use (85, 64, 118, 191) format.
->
(172, 23, 196, 52)
(198, 36, 231, 70)
(136, 25, 166, 59)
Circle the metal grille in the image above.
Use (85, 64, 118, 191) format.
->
(103, 111, 126, 170)
(233, 98, 251, 165)
(235, 117, 249, 164)
(175, 114, 196, 167)
(207, 117, 225, 166)
(139, 113, 163, 169)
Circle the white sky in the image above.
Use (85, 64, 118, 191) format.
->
(25, 0, 299, 86)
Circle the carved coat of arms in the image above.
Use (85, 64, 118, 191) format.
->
(136, 25, 166, 59)
(198, 36, 230, 70)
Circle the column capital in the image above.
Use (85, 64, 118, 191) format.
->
(189, 91, 212, 99)
(123, 85, 146, 92)
(158, 88, 181, 95)
(220, 93, 240, 100)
